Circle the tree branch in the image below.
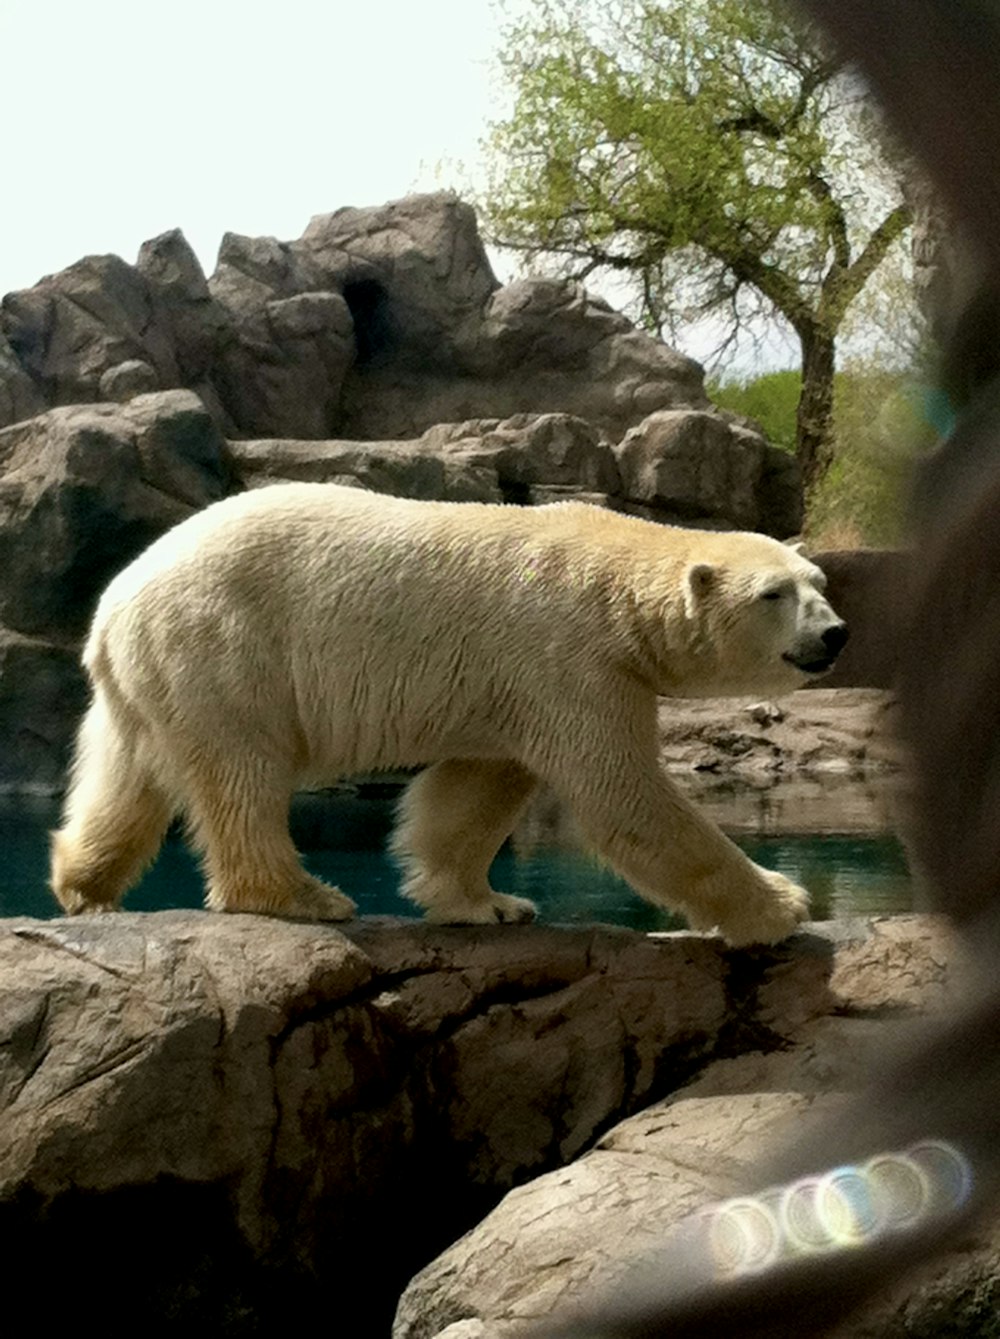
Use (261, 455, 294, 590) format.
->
(821, 201, 914, 326)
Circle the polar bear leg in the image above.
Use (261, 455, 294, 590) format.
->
(543, 733, 809, 947)
(183, 755, 356, 921)
(392, 759, 538, 923)
(51, 694, 174, 914)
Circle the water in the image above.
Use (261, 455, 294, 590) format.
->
(0, 790, 913, 929)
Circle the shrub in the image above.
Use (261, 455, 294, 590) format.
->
(710, 365, 938, 547)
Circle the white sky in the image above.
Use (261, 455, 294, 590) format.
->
(0, 0, 795, 372)
(0, 0, 509, 292)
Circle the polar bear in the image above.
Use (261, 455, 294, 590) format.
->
(50, 484, 847, 945)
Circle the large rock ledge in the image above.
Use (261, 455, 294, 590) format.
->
(0, 912, 951, 1334)
(394, 916, 983, 1339)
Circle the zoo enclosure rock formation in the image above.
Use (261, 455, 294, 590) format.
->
(0, 193, 807, 794)
(391, 916, 986, 1339)
(0, 192, 714, 445)
(0, 912, 931, 1335)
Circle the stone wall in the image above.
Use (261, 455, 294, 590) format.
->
(0, 911, 939, 1335)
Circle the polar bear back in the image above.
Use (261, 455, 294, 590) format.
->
(83, 483, 827, 784)
(85, 485, 656, 779)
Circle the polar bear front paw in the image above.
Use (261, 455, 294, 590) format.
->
(712, 869, 810, 948)
(423, 890, 538, 925)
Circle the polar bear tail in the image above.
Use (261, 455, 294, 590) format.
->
(50, 636, 174, 915)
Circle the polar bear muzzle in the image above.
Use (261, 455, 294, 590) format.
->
(783, 620, 850, 675)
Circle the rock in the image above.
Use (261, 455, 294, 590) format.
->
(136, 228, 227, 387)
(231, 434, 488, 501)
(616, 409, 803, 535)
(0, 913, 837, 1334)
(397, 1093, 852, 1339)
(332, 272, 708, 442)
(812, 548, 909, 688)
(0, 193, 715, 447)
(824, 911, 955, 1013)
(0, 328, 43, 429)
(657, 688, 901, 779)
(434, 1325, 495, 1339)
(99, 358, 160, 401)
(391, 916, 964, 1339)
(0, 629, 88, 792)
(229, 412, 619, 507)
(0, 390, 232, 638)
(302, 193, 498, 368)
(208, 231, 356, 438)
(420, 412, 620, 500)
(227, 407, 804, 536)
(0, 252, 178, 406)
(746, 701, 787, 726)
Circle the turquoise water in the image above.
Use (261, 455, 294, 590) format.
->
(0, 793, 913, 929)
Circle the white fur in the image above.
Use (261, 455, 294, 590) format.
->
(51, 484, 843, 944)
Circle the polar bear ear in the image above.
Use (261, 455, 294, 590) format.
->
(683, 562, 716, 619)
(787, 540, 807, 556)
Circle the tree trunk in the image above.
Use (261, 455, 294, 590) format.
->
(796, 324, 837, 491)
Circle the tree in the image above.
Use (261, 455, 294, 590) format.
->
(483, 0, 913, 488)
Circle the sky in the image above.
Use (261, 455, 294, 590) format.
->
(0, 0, 510, 291)
(0, 0, 796, 372)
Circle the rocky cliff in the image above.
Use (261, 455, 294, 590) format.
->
(0, 192, 714, 444)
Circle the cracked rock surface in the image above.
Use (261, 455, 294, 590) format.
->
(391, 915, 986, 1339)
(1, 910, 872, 1334)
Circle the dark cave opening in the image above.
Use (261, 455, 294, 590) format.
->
(341, 278, 394, 367)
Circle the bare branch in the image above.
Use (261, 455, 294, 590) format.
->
(822, 201, 914, 325)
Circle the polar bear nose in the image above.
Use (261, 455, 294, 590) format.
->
(823, 622, 849, 657)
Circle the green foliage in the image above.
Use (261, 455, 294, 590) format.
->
(707, 370, 801, 453)
(807, 366, 932, 546)
(484, 0, 913, 483)
(485, 0, 907, 326)
(710, 363, 938, 546)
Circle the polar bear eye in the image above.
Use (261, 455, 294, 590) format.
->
(759, 589, 784, 602)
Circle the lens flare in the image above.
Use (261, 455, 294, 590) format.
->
(779, 1176, 830, 1252)
(819, 1165, 879, 1244)
(708, 1196, 782, 1276)
(700, 1139, 971, 1281)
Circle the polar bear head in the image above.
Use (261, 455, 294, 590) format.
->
(679, 537, 848, 695)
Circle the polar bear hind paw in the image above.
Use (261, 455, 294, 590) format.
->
(423, 890, 537, 925)
(214, 875, 356, 922)
(58, 889, 120, 915)
(288, 876, 357, 921)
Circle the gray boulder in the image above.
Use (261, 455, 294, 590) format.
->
(656, 687, 901, 780)
(332, 268, 708, 443)
(392, 916, 968, 1339)
(0, 389, 232, 638)
(0, 193, 714, 447)
(136, 228, 228, 387)
(229, 412, 619, 507)
(616, 409, 803, 533)
(0, 252, 180, 408)
(811, 549, 909, 689)
(0, 328, 43, 429)
(301, 193, 498, 368)
(208, 230, 356, 437)
(0, 629, 88, 792)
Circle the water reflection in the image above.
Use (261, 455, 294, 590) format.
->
(0, 777, 912, 928)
